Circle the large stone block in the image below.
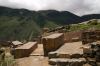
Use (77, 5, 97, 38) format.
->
(42, 33, 64, 56)
(12, 42, 37, 58)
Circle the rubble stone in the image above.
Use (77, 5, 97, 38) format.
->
(48, 52, 58, 59)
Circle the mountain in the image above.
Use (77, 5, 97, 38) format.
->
(0, 6, 100, 41)
(81, 14, 100, 21)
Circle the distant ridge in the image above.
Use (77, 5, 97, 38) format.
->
(0, 6, 100, 41)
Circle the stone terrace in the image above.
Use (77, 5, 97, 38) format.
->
(56, 41, 83, 54)
(48, 42, 83, 59)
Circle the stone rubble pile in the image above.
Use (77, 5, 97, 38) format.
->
(82, 41, 100, 66)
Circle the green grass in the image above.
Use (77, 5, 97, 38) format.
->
(69, 22, 100, 31)
(1, 56, 17, 66)
(43, 20, 62, 29)
(0, 15, 62, 41)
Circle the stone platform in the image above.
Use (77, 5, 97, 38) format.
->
(49, 42, 83, 59)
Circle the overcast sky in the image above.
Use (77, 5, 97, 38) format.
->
(0, 0, 100, 16)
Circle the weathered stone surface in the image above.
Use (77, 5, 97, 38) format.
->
(71, 53, 82, 58)
(82, 30, 100, 44)
(12, 42, 37, 58)
(83, 63, 91, 66)
(83, 48, 92, 54)
(49, 58, 57, 65)
(49, 58, 86, 66)
(69, 58, 86, 66)
(58, 52, 71, 58)
(48, 52, 58, 59)
(48, 42, 83, 59)
(86, 57, 96, 63)
(42, 33, 64, 56)
(49, 58, 69, 66)
(71, 37, 79, 42)
(56, 61, 68, 66)
(0, 41, 11, 47)
(97, 62, 100, 66)
(55, 42, 83, 56)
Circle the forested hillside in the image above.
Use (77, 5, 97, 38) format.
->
(0, 6, 100, 41)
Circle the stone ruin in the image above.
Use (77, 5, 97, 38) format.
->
(12, 42, 37, 58)
(82, 30, 100, 44)
(43, 25, 70, 34)
(82, 41, 100, 66)
(42, 33, 64, 56)
(41, 30, 100, 66)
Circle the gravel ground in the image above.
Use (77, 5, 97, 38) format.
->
(30, 44, 44, 56)
(16, 56, 49, 66)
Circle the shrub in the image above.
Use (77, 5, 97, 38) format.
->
(1, 56, 18, 66)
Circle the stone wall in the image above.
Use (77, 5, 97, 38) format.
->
(0, 41, 11, 47)
(82, 30, 100, 44)
(82, 41, 100, 65)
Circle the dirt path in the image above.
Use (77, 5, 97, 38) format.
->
(30, 44, 44, 56)
(16, 56, 49, 66)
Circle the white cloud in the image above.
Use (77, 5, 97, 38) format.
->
(0, 0, 100, 16)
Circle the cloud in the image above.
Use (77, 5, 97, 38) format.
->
(0, 0, 100, 16)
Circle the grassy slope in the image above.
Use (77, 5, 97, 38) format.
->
(0, 16, 42, 41)
(0, 15, 62, 41)
(69, 22, 100, 31)
(0, 6, 100, 41)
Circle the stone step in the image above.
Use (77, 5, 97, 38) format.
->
(30, 54, 43, 56)
(48, 42, 83, 59)
(49, 58, 86, 66)
(48, 52, 83, 59)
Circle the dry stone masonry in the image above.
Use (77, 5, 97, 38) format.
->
(82, 30, 100, 44)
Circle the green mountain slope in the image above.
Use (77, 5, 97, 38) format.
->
(81, 14, 100, 21)
(0, 6, 100, 41)
(0, 16, 41, 41)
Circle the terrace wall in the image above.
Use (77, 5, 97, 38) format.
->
(82, 30, 100, 44)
